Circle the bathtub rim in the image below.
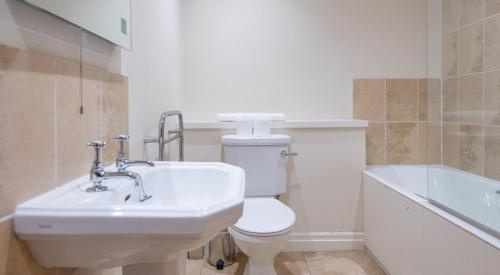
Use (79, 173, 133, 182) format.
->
(364, 165, 500, 250)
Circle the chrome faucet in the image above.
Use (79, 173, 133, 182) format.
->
(113, 135, 155, 171)
(144, 110, 184, 161)
(87, 140, 152, 202)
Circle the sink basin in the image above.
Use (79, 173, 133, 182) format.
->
(14, 161, 245, 274)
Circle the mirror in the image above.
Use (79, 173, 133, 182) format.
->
(25, 0, 131, 50)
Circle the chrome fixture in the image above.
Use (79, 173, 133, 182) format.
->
(87, 140, 152, 202)
(144, 110, 184, 161)
(114, 135, 155, 171)
(281, 150, 298, 159)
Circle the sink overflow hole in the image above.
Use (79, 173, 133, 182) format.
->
(124, 194, 131, 202)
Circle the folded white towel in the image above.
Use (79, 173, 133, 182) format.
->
(217, 113, 285, 122)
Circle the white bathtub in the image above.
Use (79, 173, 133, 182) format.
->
(366, 165, 500, 240)
(364, 165, 500, 275)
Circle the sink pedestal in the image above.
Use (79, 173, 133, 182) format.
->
(123, 253, 187, 275)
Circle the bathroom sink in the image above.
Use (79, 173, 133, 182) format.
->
(13, 162, 245, 274)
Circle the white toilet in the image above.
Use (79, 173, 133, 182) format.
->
(222, 134, 296, 275)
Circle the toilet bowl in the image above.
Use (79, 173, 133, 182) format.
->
(228, 198, 295, 275)
(221, 134, 296, 275)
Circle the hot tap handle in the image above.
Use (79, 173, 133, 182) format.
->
(87, 140, 106, 163)
(113, 135, 129, 155)
(113, 135, 130, 142)
(87, 140, 106, 149)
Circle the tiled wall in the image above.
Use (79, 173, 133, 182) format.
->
(0, 43, 128, 274)
(353, 79, 442, 165)
(442, 0, 500, 180)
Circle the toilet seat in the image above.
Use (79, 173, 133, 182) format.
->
(231, 198, 295, 237)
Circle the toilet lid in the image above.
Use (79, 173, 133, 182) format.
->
(232, 198, 295, 236)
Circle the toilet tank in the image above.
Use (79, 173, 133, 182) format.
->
(221, 134, 290, 197)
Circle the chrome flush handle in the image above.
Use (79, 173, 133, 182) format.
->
(281, 150, 298, 158)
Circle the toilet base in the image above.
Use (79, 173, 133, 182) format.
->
(229, 226, 293, 275)
(244, 260, 276, 275)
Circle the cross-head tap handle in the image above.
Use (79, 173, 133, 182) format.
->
(113, 135, 129, 156)
(113, 135, 130, 142)
(88, 140, 106, 163)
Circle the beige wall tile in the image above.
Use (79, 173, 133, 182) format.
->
(353, 79, 385, 121)
(458, 74, 483, 124)
(459, 124, 484, 175)
(418, 79, 428, 121)
(443, 122, 460, 168)
(387, 122, 418, 164)
(443, 77, 459, 122)
(484, 71, 500, 125)
(0, 219, 55, 275)
(56, 59, 101, 184)
(418, 123, 429, 165)
(366, 123, 386, 165)
(418, 79, 442, 122)
(0, 45, 56, 216)
(459, 22, 484, 74)
(485, 16, 500, 71)
(419, 122, 442, 165)
(102, 72, 129, 165)
(443, 31, 458, 77)
(386, 79, 418, 121)
(444, 0, 459, 31)
(460, 0, 485, 25)
(484, 126, 500, 180)
(0, 42, 129, 273)
(486, 0, 500, 16)
(429, 122, 443, 165)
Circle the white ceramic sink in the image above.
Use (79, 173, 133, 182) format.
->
(14, 161, 245, 275)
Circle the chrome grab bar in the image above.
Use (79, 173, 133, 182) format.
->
(144, 111, 184, 161)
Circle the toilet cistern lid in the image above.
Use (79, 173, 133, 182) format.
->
(232, 198, 295, 236)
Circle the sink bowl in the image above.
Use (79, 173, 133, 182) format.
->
(14, 161, 245, 274)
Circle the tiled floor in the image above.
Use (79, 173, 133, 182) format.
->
(187, 250, 386, 275)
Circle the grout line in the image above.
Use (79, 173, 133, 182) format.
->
(302, 252, 314, 275)
(384, 79, 387, 165)
(54, 58, 59, 188)
(416, 79, 420, 163)
(448, 68, 500, 77)
(481, 7, 486, 177)
(441, 78, 444, 165)
(444, 13, 498, 35)
(456, 2, 462, 169)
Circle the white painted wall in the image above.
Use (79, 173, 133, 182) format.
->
(125, 0, 183, 160)
(166, 0, 428, 250)
(427, 0, 443, 78)
(160, 0, 430, 250)
(178, 0, 428, 121)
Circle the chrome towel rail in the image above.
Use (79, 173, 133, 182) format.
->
(144, 110, 184, 161)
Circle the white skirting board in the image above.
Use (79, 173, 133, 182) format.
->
(283, 232, 365, 252)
